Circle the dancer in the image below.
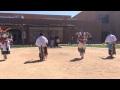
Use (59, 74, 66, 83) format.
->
(75, 31, 91, 59)
(104, 31, 117, 58)
(0, 26, 12, 60)
(35, 32, 48, 60)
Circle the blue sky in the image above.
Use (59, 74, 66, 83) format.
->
(0, 11, 81, 17)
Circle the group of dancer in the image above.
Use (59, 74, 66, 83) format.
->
(35, 30, 117, 61)
(0, 26, 117, 61)
(76, 31, 117, 59)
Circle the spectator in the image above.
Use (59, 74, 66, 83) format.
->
(50, 34, 55, 48)
(88, 36, 92, 45)
(54, 35, 60, 48)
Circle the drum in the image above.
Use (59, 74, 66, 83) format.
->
(56, 39, 60, 43)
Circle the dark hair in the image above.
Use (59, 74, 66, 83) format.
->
(40, 32, 43, 36)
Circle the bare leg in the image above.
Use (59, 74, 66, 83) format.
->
(45, 55, 48, 59)
(44, 47, 48, 59)
(39, 53, 41, 60)
(78, 48, 85, 59)
(81, 53, 84, 59)
(82, 53, 84, 59)
(109, 49, 113, 57)
(5, 55, 7, 59)
(3, 54, 7, 60)
(81, 53, 83, 59)
(39, 53, 45, 61)
(81, 49, 85, 59)
(111, 50, 113, 57)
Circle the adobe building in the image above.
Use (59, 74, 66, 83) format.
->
(0, 13, 77, 45)
(0, 11, 120, 45)
(73, 11, 120, 43)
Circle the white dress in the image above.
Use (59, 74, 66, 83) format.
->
(0, 41, 10, 51)
(0, 41, 11, 55)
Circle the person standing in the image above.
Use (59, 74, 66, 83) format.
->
(69, 37, 74, 45)
(35, 32, 48, 60)
(54, 35, 60, 48)
(70, 37, 74, 45)
(88, 36, 92, 45)
(104, 31, 117, 58)
(50, 34, 55, 48)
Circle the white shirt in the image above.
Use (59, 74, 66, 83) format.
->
(35, 36, 48, 47)
(105, 34, 117, 43)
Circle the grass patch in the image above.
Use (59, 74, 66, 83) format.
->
(59, 44, 120, 49)
(10, 44, 120, 49)
(11, 45, 36, 48)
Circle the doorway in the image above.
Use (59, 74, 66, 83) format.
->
(8, 29, 22, 45)
(101, 31, 108, 43)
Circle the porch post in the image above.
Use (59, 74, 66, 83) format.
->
(22, 30, 26, 45)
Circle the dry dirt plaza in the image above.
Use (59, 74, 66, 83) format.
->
(0, 46, 120, 79)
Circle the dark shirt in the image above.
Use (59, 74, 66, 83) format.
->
(50, 36, 55, 40)
(55, 36, 59, 39)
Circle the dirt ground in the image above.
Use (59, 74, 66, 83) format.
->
(0, 46, 120, 79)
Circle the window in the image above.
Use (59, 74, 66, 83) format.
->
(98, 15, 109, 23)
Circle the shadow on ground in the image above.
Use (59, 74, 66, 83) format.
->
(24, 59, 45, 64)
(70, 58, 83, 62)
(102, 56, 115, 60)
(0, 60, 5, 62)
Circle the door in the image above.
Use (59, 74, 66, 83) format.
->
(8, 29, 22, 45)
(101, 31, 108, 43)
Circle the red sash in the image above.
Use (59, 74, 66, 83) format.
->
(78, 37, 84, 43)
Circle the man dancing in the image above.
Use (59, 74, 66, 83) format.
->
(104, 31, 117, 58)
(0, 27, 12, 60)
(76, 31, 89, 59)
(35, 32, 48, 61)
